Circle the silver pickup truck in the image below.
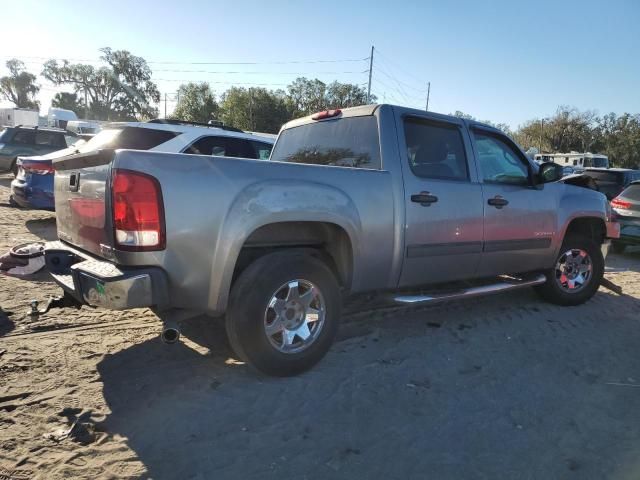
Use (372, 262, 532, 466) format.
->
(44, 104, 619, 376)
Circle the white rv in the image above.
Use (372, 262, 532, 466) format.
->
(534, 152, 609, 170)
(47, 108, 78, 129)
(0, 108, 39, 127)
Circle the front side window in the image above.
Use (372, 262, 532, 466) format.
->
(35, 131, 66, 147)
(473, 131, 530, 186)
(270, 116, 381, 169)
(11, 130, 35, 145)
(251, 140, 273, 160)
(185, 136, 253, 158)
(404, 118, 468, 181)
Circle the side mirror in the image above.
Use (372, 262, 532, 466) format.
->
(538, 162, 564, 183)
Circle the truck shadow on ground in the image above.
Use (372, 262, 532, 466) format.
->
(0, 308, 14, 336)
(95, 288, 640, 480)
(25, 217, 57, 241)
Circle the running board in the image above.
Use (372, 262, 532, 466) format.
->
(391, 273, 547, 305)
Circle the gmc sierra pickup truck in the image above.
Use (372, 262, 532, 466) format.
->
(44, 104, 619, 376)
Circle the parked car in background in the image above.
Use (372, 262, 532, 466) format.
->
(610, 181, 640, 253)
(582, 168, 640, 200)
(10, 119, 275, 210)
(44, 104, 619, 376)
(66, 120, 102, 135)
(0, 126, 72, 175)
(47, 108, 78, 130)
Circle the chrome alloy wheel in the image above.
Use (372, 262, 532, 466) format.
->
(263, 280, 326, 354)
(554, 248, 593, 293)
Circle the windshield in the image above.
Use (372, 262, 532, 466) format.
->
(593, 157, 609, 168)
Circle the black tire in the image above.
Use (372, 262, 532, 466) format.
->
(226, 251, 341, 376)
(10, 159, 18, 177)
(535, 235, 604, 306)
(612, 241, 626, 254)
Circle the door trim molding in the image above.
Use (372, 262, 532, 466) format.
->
(483, 238, 552, 253)
(407, 238, 551, 257)
(407, 241, 483, 258)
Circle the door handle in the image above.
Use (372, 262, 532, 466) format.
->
(411, 192, 438, 206)
(487, 195, 509, 209)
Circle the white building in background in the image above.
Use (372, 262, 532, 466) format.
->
(0, 108, 39, 127)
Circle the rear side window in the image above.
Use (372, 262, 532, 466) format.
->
(11, 130, 35, 145)
(251, 140, 273, 160)
(585, 171, 623, 184)
(184, 136, 254, 158)
(270, 116, 381, 169)
(404, 118, 468, 181)
(35, 131, 66, 148)
(114, 127, 178, 150)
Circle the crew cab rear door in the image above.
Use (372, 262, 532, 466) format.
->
(470, 127, 559, 276)
(397, 114, 484, 287)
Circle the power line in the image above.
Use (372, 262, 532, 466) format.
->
(374, 49, 426, 85)
(153, 69, 368, 75)
(374, 60, 426, 93)
(0, 55, 369, 66)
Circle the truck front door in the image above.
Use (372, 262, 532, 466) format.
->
(398, 116, 484, 287)
(470, 128, 558, 276)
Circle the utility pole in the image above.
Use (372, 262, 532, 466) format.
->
(425, 82, 431, 111)
(367, 45, 374, 103)
(164, 93, 167, 118)
(540, 119, 544, 152)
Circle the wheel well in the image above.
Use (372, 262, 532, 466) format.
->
(232, 222, 354, 290)
(564, 217, 606, 244)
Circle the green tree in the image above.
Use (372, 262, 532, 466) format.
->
(219, 87, 291, 133)
(51, 92, 83, 112)
(171, 82, 219, 123)
(42, 48, 160, 121)
(0, 59, 40, 109)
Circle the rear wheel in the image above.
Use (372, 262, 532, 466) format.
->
(226, 251, 341, 376)
(535, 235, 604, 306)
(10, 159, 18, 177)
(612, 241, 626, 254)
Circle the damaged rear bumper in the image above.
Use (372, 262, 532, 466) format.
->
(44, 240, 169, 310)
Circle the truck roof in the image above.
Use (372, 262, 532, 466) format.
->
(281, 103, 503, 134)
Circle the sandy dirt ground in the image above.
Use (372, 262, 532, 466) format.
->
(1, 172, 640, 480)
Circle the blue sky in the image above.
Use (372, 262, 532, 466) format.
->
(1, 0, 638, 127)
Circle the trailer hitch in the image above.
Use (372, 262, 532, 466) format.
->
(28, 294, 82, 317)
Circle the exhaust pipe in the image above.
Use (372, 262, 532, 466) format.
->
(161, 320, 180, 344)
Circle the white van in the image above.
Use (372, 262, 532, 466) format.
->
(47, 108, 78, 130)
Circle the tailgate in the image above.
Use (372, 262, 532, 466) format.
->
(53, 150, 115, 257)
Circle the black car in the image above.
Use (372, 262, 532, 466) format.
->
(610, 181, 640, 253)
(583, 168, 640, 200)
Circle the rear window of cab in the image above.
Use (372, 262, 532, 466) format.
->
(270, 116, 381, 169)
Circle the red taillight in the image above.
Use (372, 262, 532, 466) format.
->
(22, 161, 54, 175)
(112, 169, 165, 251)
(611, 198, 631, 209)
(311, 109, 342, 120)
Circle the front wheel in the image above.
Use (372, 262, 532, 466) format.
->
(535, 235, 604, 306)
(226, 251, 341, 376)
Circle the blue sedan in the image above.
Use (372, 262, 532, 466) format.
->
(10, 146, 78, 210)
